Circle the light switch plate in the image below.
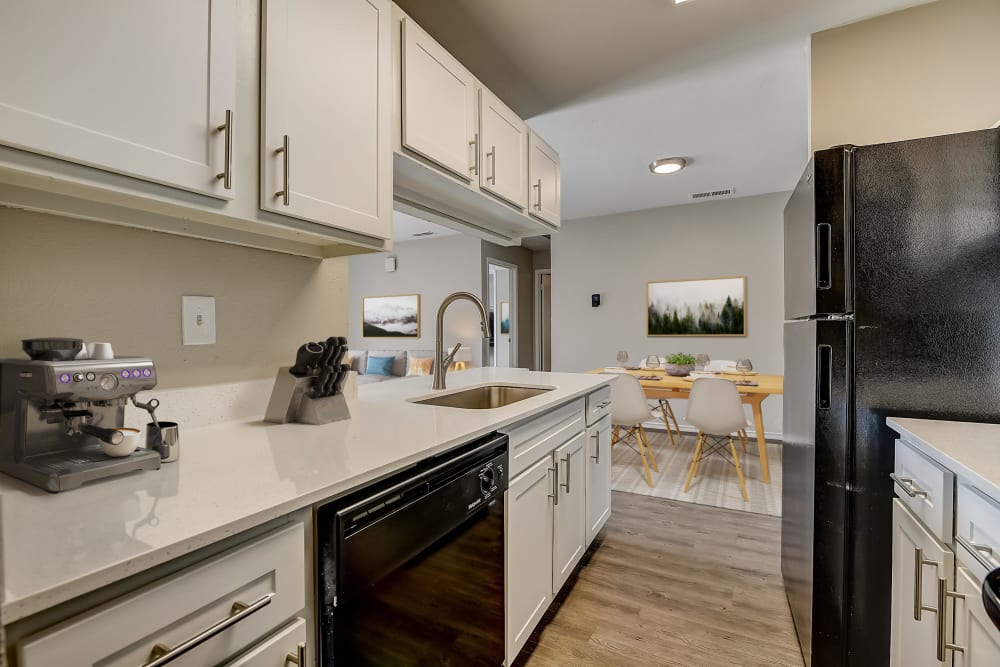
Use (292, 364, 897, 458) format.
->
(182, 296, 216, 346)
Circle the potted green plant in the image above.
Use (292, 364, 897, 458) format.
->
(664, 353, 696, 377)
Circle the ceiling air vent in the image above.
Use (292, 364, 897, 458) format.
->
(689, 187, 735, 201)
(411, 231, 435, 237)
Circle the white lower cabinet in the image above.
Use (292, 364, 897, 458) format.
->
(224, 617, 307, 666)
(953, 566, 1000, 666)
(552, 432, 587, 592)
(506, 455, 555, 660)
(586, 416, 613, 544)
(891, 499, 954, 667)
(17, 523, 307, 667)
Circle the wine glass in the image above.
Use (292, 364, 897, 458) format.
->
(644, 354, 660, 370)
(736, 358, 753, 381)
(695, 353, 710, 371)
(616, 350, 629, 367)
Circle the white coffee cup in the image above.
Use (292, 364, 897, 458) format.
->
(87, 342, 114, 360)
(102, 427, 140, 457)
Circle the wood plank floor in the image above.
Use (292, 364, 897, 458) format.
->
(515, 491, 805, 667)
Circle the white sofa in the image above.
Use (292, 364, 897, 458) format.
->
(347, 349, 436, 385)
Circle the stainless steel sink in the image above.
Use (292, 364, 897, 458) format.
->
(412, 384, 554, 409)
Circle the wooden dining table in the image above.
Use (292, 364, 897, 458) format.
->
(588, 368, 784, 484)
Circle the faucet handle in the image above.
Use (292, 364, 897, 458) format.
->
(442, 342, 462, 368)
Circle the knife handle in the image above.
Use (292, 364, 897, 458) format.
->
(291, 342, 324, 377)
(332, 337, 348, 366)
(333, 364, 350, 395)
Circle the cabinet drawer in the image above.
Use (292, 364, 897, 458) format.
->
(893, 438, 954, 543)
(503, 399, 585, 477)
(585, 385, 612, 427)
(19, 522, 306, 667)
(956, 483, 1000, 579)
(224, 617, 307, 666)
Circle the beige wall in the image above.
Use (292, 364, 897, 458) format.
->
(0, 209, 349, 388)
(550, 193, 787, 436)
(811, 0, 1000, 150)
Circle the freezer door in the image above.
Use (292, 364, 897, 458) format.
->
(784, 147, 854, 320)
(782, 318, 852, 667)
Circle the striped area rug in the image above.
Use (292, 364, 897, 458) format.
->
(611, 427, 783, 517)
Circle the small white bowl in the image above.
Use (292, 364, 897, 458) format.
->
(101, 428, 140, 457)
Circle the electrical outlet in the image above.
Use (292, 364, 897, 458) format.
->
(182, 296, 216, 346)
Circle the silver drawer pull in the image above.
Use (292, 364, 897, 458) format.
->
(595, 400, 611, 409)
(275, 134, 290, 205)
(935, 577, 966, 661)
(914, 547, 939, 620)
(590, 432, 601, 464)
(143, 593, 274, 666)
(560, 454, 572, 494)
(890, 473, 928, 498)
(215, 109, 233, 190)
(548, 465, 559, 506)
(287, 641, 307, 665)
(956, 534, 1000, 569)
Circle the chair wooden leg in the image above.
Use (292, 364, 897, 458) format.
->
(691, 432, 705, 478)
(730, 436, 749, 502)
(738, 429, 748, 453)
(638, 426, 659, 472)
(658, 401, 676, 447)
(635, 427, 654, 487)
(612, 425, 621, 446)
(684, 433, 704, 493)
(664, 400, 682, 439)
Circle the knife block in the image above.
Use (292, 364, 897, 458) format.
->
(264, 367, 353, 425)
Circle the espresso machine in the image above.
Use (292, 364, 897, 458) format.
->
(0, 339, 162, 492)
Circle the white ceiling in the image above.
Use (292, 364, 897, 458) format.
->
(392, 210, 460, 242)
(395, 0, 935, 220)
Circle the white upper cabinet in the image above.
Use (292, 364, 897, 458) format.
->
(479, 88, 528, 208)
(400, 18, 477, 181)
(0, 0, 238, 199)
(528, 131, 561, 227)
(262, 0, 392, 239)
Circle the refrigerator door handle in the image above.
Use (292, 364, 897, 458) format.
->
(816, 223, 832, 290)
(817, 344, 832, 409)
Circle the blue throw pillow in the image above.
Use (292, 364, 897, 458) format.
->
(366, 355, 395, 376)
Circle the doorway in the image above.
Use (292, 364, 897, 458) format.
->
(535, 269, 552, 371)
(486, 259, 516, 368)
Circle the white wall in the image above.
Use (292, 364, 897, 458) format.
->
(551, 193, 788, 436)
(348, 235, 485, 366)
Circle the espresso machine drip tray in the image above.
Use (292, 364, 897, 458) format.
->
(12, 446, 161, 493)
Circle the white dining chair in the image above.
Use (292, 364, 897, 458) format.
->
(609, 374, 659, 487)
(683, 378, 750, 501)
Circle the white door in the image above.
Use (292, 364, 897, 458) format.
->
(527, 131, 561, 226)
(261, 0, 392, 239)
(586, 417, 613, 543)
(552, 432, 587, 592)
(0, 0, 238, 199)
(479, 88, 527, 208)
(400, 18, 477, 181)
(505, 456, 555, 662)
(891, 499, 954, 667)
(953, 566, 1000, 667)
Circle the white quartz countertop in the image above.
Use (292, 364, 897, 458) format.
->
(887, 417, 1000, 502)
(0, 368, 612, 623)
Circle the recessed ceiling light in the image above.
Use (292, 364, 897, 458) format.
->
(649, 157, 687, 174)
(674, 0, 696, 4)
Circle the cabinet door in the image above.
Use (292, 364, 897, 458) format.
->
(586, 418, 612, 544)
(890, 499, 954, 667)
(400, 18, 477, 181)
(0, 0, 237, 199)
(953, 567, 1000, 667)
(553, 432, 587, 592)
(528, 131, 561, 227)
(262, 0, 391, 239)
(223, 618, 307, 666)
(506, 456, 555, 662)
(479, 87, 527, 208)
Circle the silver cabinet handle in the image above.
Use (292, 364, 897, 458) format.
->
(891, 473, 928, 498)
(143, 593, 273, 666)
(596, 400, 611, 409)
(548, 465, 559, 505)
(560, 453, 571, 494)
(533, 178, 542, 210)
(287, 641, 307, 665)
(275, 134, 290, 205)
(935, 577, 966, 661)
(590, 432, 600, 464)
(469, 133, 479, 175)
(215, 109, 233, 190)
(956, 534, 1000, 569)
(486, 145, 496, 184)
(914, 547, 939, 620)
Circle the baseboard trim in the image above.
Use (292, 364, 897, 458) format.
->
(642, 420, 783, 444)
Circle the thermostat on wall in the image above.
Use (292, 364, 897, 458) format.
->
(385, 257, 397, 272)
(592, 294, 601, 307)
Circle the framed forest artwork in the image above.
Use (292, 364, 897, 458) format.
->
(647, 277, 746, 336)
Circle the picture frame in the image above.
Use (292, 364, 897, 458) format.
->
(647, 277, 746, 336)
(363, 294, 420, 338)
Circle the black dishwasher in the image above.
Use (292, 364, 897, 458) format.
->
(317, 432, 508, 666)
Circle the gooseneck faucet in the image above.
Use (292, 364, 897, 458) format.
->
(434, 291, 491, 390)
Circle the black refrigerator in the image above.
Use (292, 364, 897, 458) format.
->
(782, 128, 1000, 666)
